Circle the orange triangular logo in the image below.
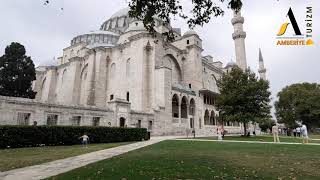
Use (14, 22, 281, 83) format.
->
(306, 39, 314, 45)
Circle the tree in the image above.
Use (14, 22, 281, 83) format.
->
(258, 118, 275, 133)
(128, 0, 242, 41)
(216, 67, 271, 136)
(0, 42, 37, 99)
(275, 83, 320, 131)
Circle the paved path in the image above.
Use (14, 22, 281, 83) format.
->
(0, 136, 179, 180)
(173, 138, 320, 145)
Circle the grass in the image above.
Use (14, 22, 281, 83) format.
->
(0, 142, 131, 171)
(195, 135, 320, 143)
(50, 140, 320, 180)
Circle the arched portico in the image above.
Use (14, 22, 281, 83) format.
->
(181, 96, 188, 118)
(172, 94, 179, 118)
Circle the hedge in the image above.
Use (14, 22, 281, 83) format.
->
(0, 125, 149, 148)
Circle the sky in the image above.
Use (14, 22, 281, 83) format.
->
(0, 0, 319, 117)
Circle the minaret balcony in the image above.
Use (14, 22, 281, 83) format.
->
(232, 31, 246, 40)
(231, 16, 244, 25)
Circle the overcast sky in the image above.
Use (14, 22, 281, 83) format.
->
(0, 0, 319, 117)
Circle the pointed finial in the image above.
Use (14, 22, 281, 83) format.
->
(259, 48, 263, 62)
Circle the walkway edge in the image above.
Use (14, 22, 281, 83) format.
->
(0, 136, 179, 180)
(172, 138, 320, 145)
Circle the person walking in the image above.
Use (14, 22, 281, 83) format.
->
(79, 133, 90, 148)
(301, 124, 309, 144)
(272, 124, 280, 142)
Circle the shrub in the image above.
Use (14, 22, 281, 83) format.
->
(0, 125, 148, 148)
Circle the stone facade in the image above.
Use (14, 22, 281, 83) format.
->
(0, 8, 266, 136)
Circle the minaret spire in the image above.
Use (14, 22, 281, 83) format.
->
(258, 48, 267, 80)
(231, 8, 247, 70)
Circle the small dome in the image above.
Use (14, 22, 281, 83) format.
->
(110, 8, 130, 19)
(183, 30, 197, 36)
(225, 61, 237, 68)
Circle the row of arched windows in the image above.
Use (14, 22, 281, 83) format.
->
(204, 109, 216, 125)
(172, 94, 195, 119)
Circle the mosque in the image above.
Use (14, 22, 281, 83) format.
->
(0, 8, 266, 136)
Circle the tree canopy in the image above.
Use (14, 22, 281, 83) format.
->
(0, 42, 36, 99)
(216, 67, 271, 135)
(275, 83, 320, 130)
(128, 0, 242, 41)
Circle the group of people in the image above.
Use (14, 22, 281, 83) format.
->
(272, 123, 309, 144)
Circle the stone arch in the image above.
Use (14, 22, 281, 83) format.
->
(204, 109, 210, 125)
(162, 54, 183, 84)
(181, 96, 188, 118)
(80, 64, 88, 104)
(189, 98, 195, 116)
(210, 110, 215, 125)
(210, 74, 219, 92)
(110, 63, 116, 78)
(172, 94, 179, 118)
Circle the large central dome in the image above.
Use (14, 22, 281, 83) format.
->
(100, 8, 131, 34)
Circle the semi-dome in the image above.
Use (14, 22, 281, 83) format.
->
(225, 61, 237, 68)
(71, 30, 120, 46)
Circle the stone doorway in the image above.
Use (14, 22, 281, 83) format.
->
(120, 117, 126, 127)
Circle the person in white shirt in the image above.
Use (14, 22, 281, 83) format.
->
(301, 124, 309, 144)
(272, 124, 280, 142)
(217, 126, 223, 141)
(80, 133, 90, 148)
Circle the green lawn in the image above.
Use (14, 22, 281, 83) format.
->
(50, 140, 320, 180)
(0, 142, 131, 171)
(195, 135, 320, 143)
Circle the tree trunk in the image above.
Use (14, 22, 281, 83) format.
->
(243, 122, 247, 136)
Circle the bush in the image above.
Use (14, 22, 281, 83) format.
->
(0, 125, 148, 148)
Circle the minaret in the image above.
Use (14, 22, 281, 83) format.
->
(258, 48, 267, 80)
(231, 9, 247, 70)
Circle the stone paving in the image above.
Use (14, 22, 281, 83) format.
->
(0, 136, 180, 180)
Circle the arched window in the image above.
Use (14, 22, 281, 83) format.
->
(204, 110, 210, 125)
(189, 98, 195, 116)
(181, 96, 188, 118)
(126, 59, 130, 77)
(210, 111, 215, 125)
(172, 94, 179, 118)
